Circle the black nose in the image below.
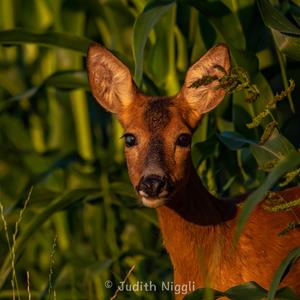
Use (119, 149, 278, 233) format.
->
(138, 175, 166, 198)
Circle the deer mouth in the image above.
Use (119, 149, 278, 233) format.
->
(140, 195, 169, 208)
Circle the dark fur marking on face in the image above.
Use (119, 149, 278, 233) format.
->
(144, 98, 172, 131)
(146, 136, 165, 166)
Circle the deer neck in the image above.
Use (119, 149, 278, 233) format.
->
(156, 164, 237, 288)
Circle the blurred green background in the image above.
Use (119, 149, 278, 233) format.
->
(0, 0, 300, 299)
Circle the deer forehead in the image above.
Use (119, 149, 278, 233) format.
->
(121, 96, 189, 135)
(144, 98, 173, 131)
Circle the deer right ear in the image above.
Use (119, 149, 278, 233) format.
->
(179, 44, 231, 127)
(87, 43, 136, 114)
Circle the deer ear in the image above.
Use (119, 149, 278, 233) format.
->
(180, 44, 231, 126)
(87, 43, 136, 114)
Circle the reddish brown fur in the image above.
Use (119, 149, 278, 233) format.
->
(87, 43, 300, 299)
(157, 170, 300, 299)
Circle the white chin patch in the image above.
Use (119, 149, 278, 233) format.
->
(141, 197, 166, 208)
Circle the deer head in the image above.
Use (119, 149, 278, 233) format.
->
(87, 43, 230, 208)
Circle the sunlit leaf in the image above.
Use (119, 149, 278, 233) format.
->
(251, 129, 296, 170)
(257, 0, 300, 35)
(235, 151, 300, 241)
(132, 0, 175, 85)
(183, 288, 224, 299)
(0, 29, 92, 54)
(274, 286, 300, 300)
(225, 281, 267, 299)
(272, 29, 300, 61)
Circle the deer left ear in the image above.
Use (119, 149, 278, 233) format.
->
(179, 44, 231, 126)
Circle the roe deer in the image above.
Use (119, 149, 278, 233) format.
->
(87, 43, 300, 299)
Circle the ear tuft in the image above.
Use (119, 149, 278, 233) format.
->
(87, 43, 135, 113)
(180, 44, 231, 125)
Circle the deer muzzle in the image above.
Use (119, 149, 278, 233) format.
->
(136, 174, 174, 207)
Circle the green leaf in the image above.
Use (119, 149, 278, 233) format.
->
(218, 131, 256, 150)
(257, 0, 300, 35)
(183, 0, 231, 17)
(0, 70, 88, 112)
(46, 70, 89, 89)
(267, 247, 300, 300)
(225, 281, 267, 300)
(183, 288, 224, 300)
(274, 287, 300, 300)
(272, 29, 300, 61)
(0, 29, 92, 54)
(218, 130, 297, 170)
(251, 129, 296, 170)
(235, 151, 300, 241)
(132, 0, 175, 86)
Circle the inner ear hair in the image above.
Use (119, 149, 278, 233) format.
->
(180, 44, 231, 126)
(87, 43, 136, 114)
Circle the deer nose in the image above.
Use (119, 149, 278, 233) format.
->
(138, 175, 166, 198)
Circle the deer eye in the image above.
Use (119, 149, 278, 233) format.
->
(176, 134, 191, 147)
(124, 133, 137, 147)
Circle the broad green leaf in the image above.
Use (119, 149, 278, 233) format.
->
(218, 130, 297, 170)
(184, 282, 270, 300)
(251, 129, 296, 170)
(218, 131, 256, 150)
(267, 247, 300, 300)
(216, 116, 234, 132)
(235, 151, 300, 241)
(46, 70, 88, 90)
(225, 281, 267, 299)
(272, 29, 300, 61)
(0, 70, 88, 112)
(183, 288, 224, 299)
(274, 287, 300, 300)
(132, 0, 175, 86)
(257, 0, 300, 35)
(0, 29, 92, 54)
(145, 8, 175, 89)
